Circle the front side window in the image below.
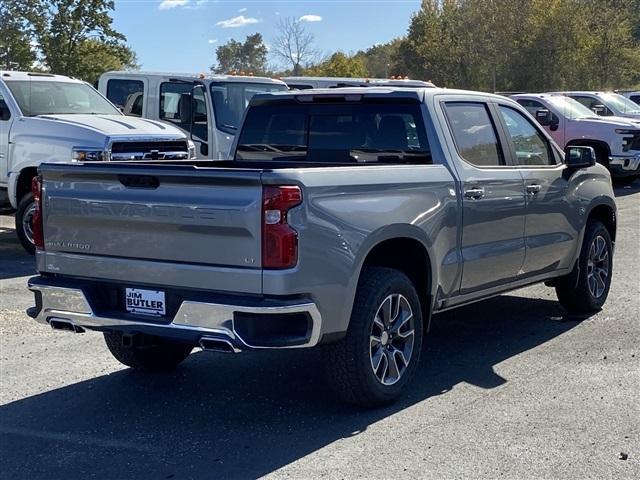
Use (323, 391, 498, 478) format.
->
(106, 79, 144, 116)
(630, 95, 640, 106)
(6, 80, 121, 116)
(211, 82, 288, 134)
(570, 95, 613, 116)
(499, 106, 554, 166)
(443, 102, 503, 166)
(159, 82, 208, 141)
(236, 102, 430, 164)
(0, 93, 10, 120)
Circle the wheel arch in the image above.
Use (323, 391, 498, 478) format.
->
(351, 227, 436, 331)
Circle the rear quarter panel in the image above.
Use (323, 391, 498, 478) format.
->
(261, 165, 459, 336)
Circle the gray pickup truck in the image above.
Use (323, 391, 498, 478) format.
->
(27, 88, 617, 406)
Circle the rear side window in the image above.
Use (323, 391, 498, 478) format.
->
(630, 95, 640, 105)
(443, 102, 503, 166)
(235, 102, 430, 164)
(498, 106, 554, 166)
(106, 79, 144, 116)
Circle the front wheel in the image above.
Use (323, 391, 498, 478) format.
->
(104, 332, 193, 371)
(324, 267, 424, 407)
(15, 192, 36, 255)
(556, 220, 613, 314)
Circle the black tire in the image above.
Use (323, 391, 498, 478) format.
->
(15, 192, 36, 255)
(556, 220, 613, 314)
(103, 332, 193, 371)
(324, 267, 424, 407)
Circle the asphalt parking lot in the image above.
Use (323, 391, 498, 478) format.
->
(0, 183, 638, 480)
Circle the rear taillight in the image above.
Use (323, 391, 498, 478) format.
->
(31, 176, 44, 250)
(262, 185, 302, 269)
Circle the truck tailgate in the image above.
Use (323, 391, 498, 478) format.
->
(39, 163, 264, 291)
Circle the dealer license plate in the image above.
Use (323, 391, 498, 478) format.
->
(125, 288, 166, 317)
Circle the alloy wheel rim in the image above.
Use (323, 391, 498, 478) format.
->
(586, 235, 609, 299)
(22, 201, 36, 245)
(369, 293, 415, 386)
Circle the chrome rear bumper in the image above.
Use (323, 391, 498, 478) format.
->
(27, 278, 322, 350)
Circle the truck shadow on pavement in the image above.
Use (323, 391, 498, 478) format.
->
(0, 224, 35, 280)
(613, 180, 640, 198)
(0, 294, 588, 479)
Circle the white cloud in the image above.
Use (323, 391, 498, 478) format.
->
(299, 14, 322, 22)
(238, 7, 247, 13)
(215, 15, 261, 28)
(275, 11, 281, 16)
(158, 0, 188, 10)
(208, 39, 218, 44)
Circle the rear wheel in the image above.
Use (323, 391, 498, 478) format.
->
(104, 332, 193, 371)
(556, 220, 613, 314)
(15, 193, 36, 255)
(324, 267, 423, 407)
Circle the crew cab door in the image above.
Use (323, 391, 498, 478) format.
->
(158, 81, 211, 159)
(495, 104, 574, 276)
(441, 101, 526, 293)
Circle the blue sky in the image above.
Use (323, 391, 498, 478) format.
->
(113, 0, 421, 72)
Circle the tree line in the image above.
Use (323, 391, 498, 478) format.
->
(1, 0, 638, 91)
(215, 0, 640, 91)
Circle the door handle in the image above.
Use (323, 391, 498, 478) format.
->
(464, 187, 485, 199)
(526, 184, 542, 195)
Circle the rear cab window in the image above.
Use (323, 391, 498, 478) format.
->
(235, 100, 431, 164)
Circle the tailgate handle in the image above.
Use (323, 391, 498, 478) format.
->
(118, 175, 160, 189)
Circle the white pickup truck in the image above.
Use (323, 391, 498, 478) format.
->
(512, 93, 640, 182)
(0, 71, 195, 253)
(98, 71, 288, 160)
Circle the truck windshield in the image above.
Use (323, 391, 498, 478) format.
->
(235, 102, 431, 164)
(546, 96, 596, 120)
(210, 82, 287, 134)
(5, 80, 121, 116)
(600, 93, 640, 114)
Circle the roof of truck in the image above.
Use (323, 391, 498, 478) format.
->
(0, 71, 82, 82)
(101, 70, 286, 85)
(252, 86, 515, 103)
(281, 76, 436, 88)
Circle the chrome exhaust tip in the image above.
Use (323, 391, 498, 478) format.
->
(199, 336, 241, 353)
(49, 318, 85, 333)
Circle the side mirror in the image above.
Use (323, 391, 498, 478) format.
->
(535, 109, 553, 126)
(592, 104, 607, 116)
(565, 145, 596, 169)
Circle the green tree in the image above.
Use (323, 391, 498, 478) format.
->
(0, 3, 36, 70)
(354, 40, 402, 78)
(14, 0, 136, 82)
(212, 33, 268, 75)
(305, 52, 368, 77)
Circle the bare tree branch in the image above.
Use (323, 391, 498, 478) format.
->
(272, 17, 320, 75)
